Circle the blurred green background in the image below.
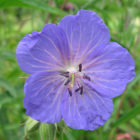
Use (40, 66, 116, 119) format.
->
(0, 0, 140, 140)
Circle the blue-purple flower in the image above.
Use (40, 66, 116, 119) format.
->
(16, 10, 135, 130)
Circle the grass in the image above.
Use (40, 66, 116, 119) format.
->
(0, 0, 140, 139)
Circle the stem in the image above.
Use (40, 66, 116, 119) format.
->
(116, 91, 126, 120)
(108, 90, 127, 140)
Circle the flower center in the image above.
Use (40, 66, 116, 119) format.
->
(67, 66, 77, 73)
(60, 64, 91, 96)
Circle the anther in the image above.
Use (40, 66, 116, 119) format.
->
(75, 87, 81, 92)
(75, 86, 83, 95)
(64, 72, 69, 75)
(83, 74, 91, 81)
(60, 71, 69, 77)
(80, 86, 83, 95)
(64, 79, 71, 85)
(68, 88, 72, 96)
(79, 64, 82, 72)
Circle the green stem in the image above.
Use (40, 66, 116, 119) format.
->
(108, 90, 127, 140)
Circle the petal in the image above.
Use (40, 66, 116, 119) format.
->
(84, 42, 135, 98)
(16, 24, 70, 74)
(16, 31, 42, 74)
(61, 87, 113, 130)
(59, 9, 110, 64)
(24, 71, 66, 123)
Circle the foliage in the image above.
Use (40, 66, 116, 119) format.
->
(0, 0, 140, 140)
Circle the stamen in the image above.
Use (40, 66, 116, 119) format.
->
(79, 64, 82, 72)
(64, 79, 71, 85)
(75, 87, 81, 92)
(63, 72, 69, 75)
(68, 88, 72, 96)
(60, 72, 69, 77)
(83, 74, 91, 81)
(60, 64, 89, 96)
(75, 86, 83, 95)
(80, 86, 83, 95)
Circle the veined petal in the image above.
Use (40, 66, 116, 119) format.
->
(16, 31, 42, 74)
(59, 9, 110, 64)
(40, 24, 70, 65)
(16, 24, 70, 74)
(83, 42, 135, 98)
(24, 71, 66, 123)
(61, 87, 113, 130)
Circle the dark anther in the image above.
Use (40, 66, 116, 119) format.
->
(64, 79, 71, 85)
(75, 87, 81, 92)
(75, 86, 83, 95)
(83, 74, 91, 81)
(60, 71, 69, 77)
(79, 64, 82, 72)
(63, 72, 69, 75)
(68, 88, 72, 96)
(80, 86, 83, 95)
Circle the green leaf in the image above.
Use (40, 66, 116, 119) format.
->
(0, 124, 20, 130)
(0, 0, 66, 16)
(64, 127, 75, 140)
(113, 104, 140, 128)
(39, 123, 56, 140)
(25, 117, 40, 135)
(57, 120, 75, 140)
(0, 50, 16, 62)
(0, 78, 17, 97)
(127, 72, 140, 92)
(0, 93, 24, 108)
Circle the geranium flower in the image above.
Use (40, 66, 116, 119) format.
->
(16, 10, 135, 130)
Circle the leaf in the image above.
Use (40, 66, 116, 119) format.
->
(39, 123, 56, 140)
(0, 78, 17, 97)
(127, 72, 140, 92)
(25, 117, 40, 135)
(0, 50, 16, 62)
(81, 0, 102, 9)
(57, 120, 75, 140)
(0, 124, 20, 130)
(64, 127, 75, 140)
(113, 104, 140, 128)
(0, 0, 66, 16)
(0, 93, 24, 108)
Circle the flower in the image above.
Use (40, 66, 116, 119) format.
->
(116, 133, 133, 140)
(16, 9, 135, 130)
(64, 3, 75, 11)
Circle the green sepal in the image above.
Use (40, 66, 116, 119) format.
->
(39, 123, 56, 140)
(25, 117, 40, 136)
